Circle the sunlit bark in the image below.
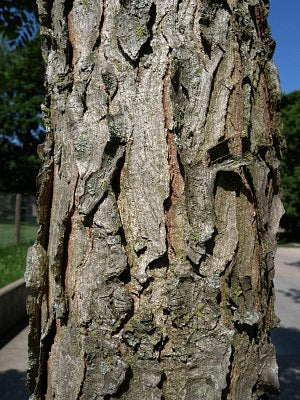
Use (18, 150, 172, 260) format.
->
(26, 1, 283, 398)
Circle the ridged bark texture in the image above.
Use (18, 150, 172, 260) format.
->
(26, 0, 283, 399)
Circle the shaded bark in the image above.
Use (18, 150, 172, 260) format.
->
(26, 0, 283, 399)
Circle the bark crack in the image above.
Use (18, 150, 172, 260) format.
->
(92, 0, 107, 52)
(66, 0, 75, 74)
(137, 2, 156, 61)
(117, 2, 157, 68)
(38, 317, 56, 399)
(176, 0, 183, 13)
(241, 168, 263, 307)
(76, 354, 87, 400)
(162, 49, 185, 261)
(205, 53, 225, 130)
(37, 138, 54, 250)
(79, 144, 126, 219)
(56, 173, 79, 322)
(105, 365, 133, 399)
(37, 0, 54, 30)
(221, 345, 235, 399)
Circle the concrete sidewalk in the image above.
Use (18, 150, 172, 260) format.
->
(0, 325, 29, 400)
(272, 247, 300, 400)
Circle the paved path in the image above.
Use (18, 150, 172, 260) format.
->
(272, 247, 300, 400)
(0, 325, 29, 399)
(0, 248, 299, 399)
(274, 247, 300, 329)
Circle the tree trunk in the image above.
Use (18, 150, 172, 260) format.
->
(26, 0, 283, 398)
(15, 193, 22, 245)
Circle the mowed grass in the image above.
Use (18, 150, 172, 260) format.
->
(278, 242, 300, 248)
(0, 223, 38, 247)
(0, 223, 38, 289)
(0, 243, 31, 289)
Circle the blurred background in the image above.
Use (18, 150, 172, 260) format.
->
(269, 0, 300, 245)
(0, 1, 44, 291)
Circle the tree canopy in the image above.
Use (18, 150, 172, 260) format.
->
(280, 90, 300, 222)
(0, 0, 38, 48)
(0, 35, 44, 194)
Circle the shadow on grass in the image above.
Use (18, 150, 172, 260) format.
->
(271, 327, 300, 400)
(0, 369, 29, 400)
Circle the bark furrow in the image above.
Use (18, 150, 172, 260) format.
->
(27, 1, 283, 398)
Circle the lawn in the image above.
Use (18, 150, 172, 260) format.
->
(0, 223, 38, 247)
(0, 223, 37, 289)
(278, 242, 300, 248)
(0, 243, 31, 289)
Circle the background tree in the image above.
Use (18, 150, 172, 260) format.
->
(0, 2, 43, 244)
(0, 0, 38, 48)
(26, 0, 283, 398)
(0, 0, 44, 195)
(0, 34, 44, 194)
(280, 90, 300, 238)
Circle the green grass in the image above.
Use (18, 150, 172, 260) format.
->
(0, 223, 37, 288)
(0, 243, 31, 289)
(0, 223, 38, 247)
(278, 242, 300, 248)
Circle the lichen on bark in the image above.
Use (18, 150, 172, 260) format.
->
(27, 0, 283, 398)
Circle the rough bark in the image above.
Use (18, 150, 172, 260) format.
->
(26, 0, 283, 399)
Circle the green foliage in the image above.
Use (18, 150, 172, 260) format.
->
(0, 0, 38, 49)
(280, 91, 300, 219)
(0, 35, 44, 194)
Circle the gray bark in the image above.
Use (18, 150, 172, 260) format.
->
(26, 0, 283, 398)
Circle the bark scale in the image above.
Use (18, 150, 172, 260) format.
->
(26, 0, 283, 398)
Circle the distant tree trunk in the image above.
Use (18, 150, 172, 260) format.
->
(15, 193, 22, 245)
(26, 0, 283, 398)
